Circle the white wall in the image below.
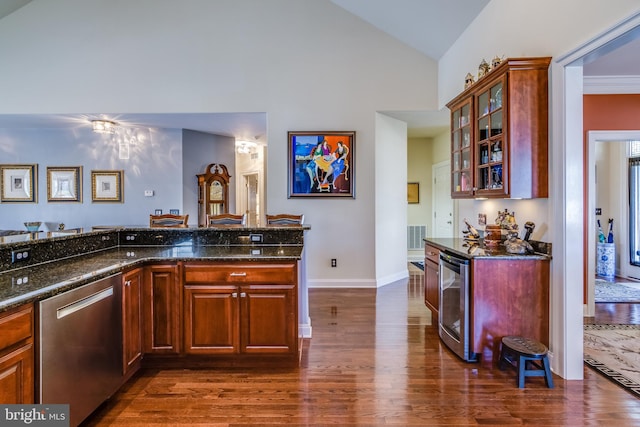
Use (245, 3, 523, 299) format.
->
(0, 0, 439, 286)
(0, 127, 183, 230)
(439, 0, 640, 107)
(375, 113, 408, 286)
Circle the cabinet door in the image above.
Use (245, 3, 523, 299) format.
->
(122, 268, 143, 375)
(424, 260, 439, 323)
(240, 284, 297, 355)
(474, 77, 507, 197)
(0, 344, 34, 404)
(143, 264, 180, 354)
(0, 304, 34, 404)
(450, 97, 474, 198)
(183, 285, 239, 354)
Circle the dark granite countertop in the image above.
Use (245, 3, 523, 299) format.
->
(0, 245, 304, 312)
(424, 237, 551, 260)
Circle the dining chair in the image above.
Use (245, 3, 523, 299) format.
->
(206, 213, 246, 226)
(265, 214, 304, 225)
(149, 213, 189, 228)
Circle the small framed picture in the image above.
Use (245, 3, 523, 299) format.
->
(169, 209, 179, 215)
(91, 170, 124, 203)
(407, 182, 419, 204)
(155, 209, 163, 215)
(0, 164, 37, 203)
(47, 166, 82, 202)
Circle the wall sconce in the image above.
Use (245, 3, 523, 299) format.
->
(92, 120, 117, 134)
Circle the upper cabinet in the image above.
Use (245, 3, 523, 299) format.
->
(446, 57, 551, 199)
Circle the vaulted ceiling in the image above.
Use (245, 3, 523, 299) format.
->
(0, 1, 638, 140)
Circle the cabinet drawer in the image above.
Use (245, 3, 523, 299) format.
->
(0, 304, 33, 351)
(184, 263, 296, 284)
(424, 244, 440, 264)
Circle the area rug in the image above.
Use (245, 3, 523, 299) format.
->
(595, 279, 640, 303)
(584, 324, 640, 398)
(410, 261, 424, 271)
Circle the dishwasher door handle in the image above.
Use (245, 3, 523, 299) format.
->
(56, 287, 114, 319)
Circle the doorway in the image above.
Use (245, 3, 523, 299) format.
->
(586, 131, 640, 316)
(243, 173, 259, 227)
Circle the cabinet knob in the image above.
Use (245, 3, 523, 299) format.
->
(124, 280, 131, 287)
(240, 292, 247, 298)
(232, 292, 238, 298)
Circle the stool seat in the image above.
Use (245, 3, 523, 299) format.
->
(499, 336, 554, 388)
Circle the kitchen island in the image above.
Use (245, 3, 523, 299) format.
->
(0, 225, 310, 423)
(424, 237, 551, 364)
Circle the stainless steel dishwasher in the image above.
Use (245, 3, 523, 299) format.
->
(39, 274, 122, 426)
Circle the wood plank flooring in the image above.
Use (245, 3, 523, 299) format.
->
(83, 266, 640, 426)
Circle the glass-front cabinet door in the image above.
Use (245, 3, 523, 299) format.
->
(475, 78, 507, 197)
(450, 97, 474, 198)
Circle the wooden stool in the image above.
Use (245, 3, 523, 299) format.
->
(499, 336, 554, 388)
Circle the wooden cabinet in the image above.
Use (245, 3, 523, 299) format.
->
(447, 57, 551, 199)
(183, 262, 298, 357)
(470, 257, 550, 363)
(423, 244, 440, 324)
(122, 268, 143, 377)
(143, 264, 180, 354)
(0, 303, 34, 404)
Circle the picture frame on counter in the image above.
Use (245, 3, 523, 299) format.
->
(287, 130, 355, 198)
(47, 166, 82, 202)
(91, 170, 124, 203)
(0, 164, 37, 203)
(407, 182, 419, 204)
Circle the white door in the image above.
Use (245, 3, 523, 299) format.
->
(244, 173, 259, 227)
(432, 160, 454, 237)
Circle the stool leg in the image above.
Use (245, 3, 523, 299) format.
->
(542, 356, 554, 388)
(517, 355, 526, 388)
(498, 346, 506, 370)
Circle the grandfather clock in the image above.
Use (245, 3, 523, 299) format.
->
(197, 163, 230, 226)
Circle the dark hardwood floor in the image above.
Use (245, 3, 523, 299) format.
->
(84, 265, 640, 426)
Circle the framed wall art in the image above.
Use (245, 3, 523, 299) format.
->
(47, 166, 82, 202)
(0, 164, 37, 203)
(288, 131, 355, 198)
(407, 182, 419, 204)
(91, 170, 124, 203)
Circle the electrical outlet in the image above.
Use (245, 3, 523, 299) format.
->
(250, 233, 263, 243)
(11, 248, 32, 264)
(331, 258, 337, 267)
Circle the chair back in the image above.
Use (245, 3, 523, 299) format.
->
(149, 214, 189, 228)
(207, 213, 246, 226)
(265, 214, 304, 225)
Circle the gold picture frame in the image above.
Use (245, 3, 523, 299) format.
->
(0, 164, 37, 203)
(91, 170, 124, 203)
(407, 182, 419, 204)
(47, 166, 82, 202)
